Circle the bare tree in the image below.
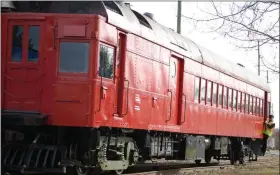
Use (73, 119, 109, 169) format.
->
(182, 1, 280, 75)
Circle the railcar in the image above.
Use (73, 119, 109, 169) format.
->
(1, 1, 273, 175)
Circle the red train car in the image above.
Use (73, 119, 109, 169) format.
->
(1, 1, 273, 174)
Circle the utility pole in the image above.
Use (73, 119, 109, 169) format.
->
(267, 70, 269, 83)
(258, 41, 260, 76)
(177, 0, 182, 34)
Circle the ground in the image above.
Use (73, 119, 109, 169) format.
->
(190, 150, 279, 175)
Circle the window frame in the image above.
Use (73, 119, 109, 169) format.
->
(57, 39, 91, 76)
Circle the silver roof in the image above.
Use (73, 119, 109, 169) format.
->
(104, 2, 270, 92)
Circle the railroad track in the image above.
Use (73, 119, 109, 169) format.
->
(120, 156, 278, 175)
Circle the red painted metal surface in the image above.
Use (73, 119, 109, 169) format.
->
(1, 12, 269, 139)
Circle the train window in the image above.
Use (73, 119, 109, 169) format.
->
(223, 86, 228, 108)
(207, 81, 212, 104)
(249, 96, 253, 114)
(256, 98, 259, 115)
(194, 77, 200, 102)
(252, 97, 256, 115)
(28, 26, 40, 62)
(260, 99, 263, 116)
(228, 89, 232, 109)
(245, 94, 249, 113)
(212, 83, 217, 105)
(200, 79, 206, 103)
(241, 93, 245, 112)
(98, 44, 114, 79)
(12, 25, 24, 62)
(233, 90, 237, 110)
(237, 92, 241, 111)
(59, 42, 89, 73)
(218, 85, 223, 106)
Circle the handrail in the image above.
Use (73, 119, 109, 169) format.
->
(181, 93, 187, 124)
(122, 79, 129, 116)
(166, 89, 173, 122)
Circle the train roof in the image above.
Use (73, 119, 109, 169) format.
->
(105, 1, 270, 92)
(8, 1, 270, 92)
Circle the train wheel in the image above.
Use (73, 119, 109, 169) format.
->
(67, 166, 91, 175)
(114, 170, 124, 175)
(205, 155, 212, 164)
(195, 159, 201, 165)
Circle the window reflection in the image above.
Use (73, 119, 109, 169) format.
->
(59, 42, 89, 73)
(12, 25, 23, 62)
(98, 44, 114, 79)
(28, 26, 40, 62)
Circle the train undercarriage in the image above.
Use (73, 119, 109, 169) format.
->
(2, 124, 266, 175)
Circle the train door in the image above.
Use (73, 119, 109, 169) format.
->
(114, 32, 127, 117)
(3, 20, 44, 112)
(167, 56, 183, 125)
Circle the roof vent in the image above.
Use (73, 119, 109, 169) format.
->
(116, 1, 125, 7)
(144, 12, 155, 21)
(124, 3, 131, 8)
(237, 63, 245, 68)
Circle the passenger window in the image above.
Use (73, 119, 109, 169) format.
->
(223, 86, 228, 108)
(236, 92, 242, 111)
(255, 98, 259, 115)
(59, 42, 89, 73)
(200, 79, 206, 103)
(194, 77, 200, 102)
(233, 90, 237, 110)
(249, 96, 253, 114)
(228, 89, 232, 109)
(28, 26, 40, 62)
(260, 100, 263, 116)
(12, 25, 24, 62)
(245, 94, 249, 113)
(212, 83, 217, 106)
(98, 44, 114, 79)
(207, 81, 212, 104)
(218, 85, 223, 106)
(242, 93, 245, 112)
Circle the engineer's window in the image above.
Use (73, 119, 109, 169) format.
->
(28, 26, 40, 62)
(12, 25, 24, 62)
(59, 42, 89, 73)
(200, 79, 206, 103)
(98, 44, 114, 79)
(207, 81, 212, 104)
(212, 83, 217, 106)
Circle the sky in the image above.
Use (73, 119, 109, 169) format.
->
(130, 2, 279, 128)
